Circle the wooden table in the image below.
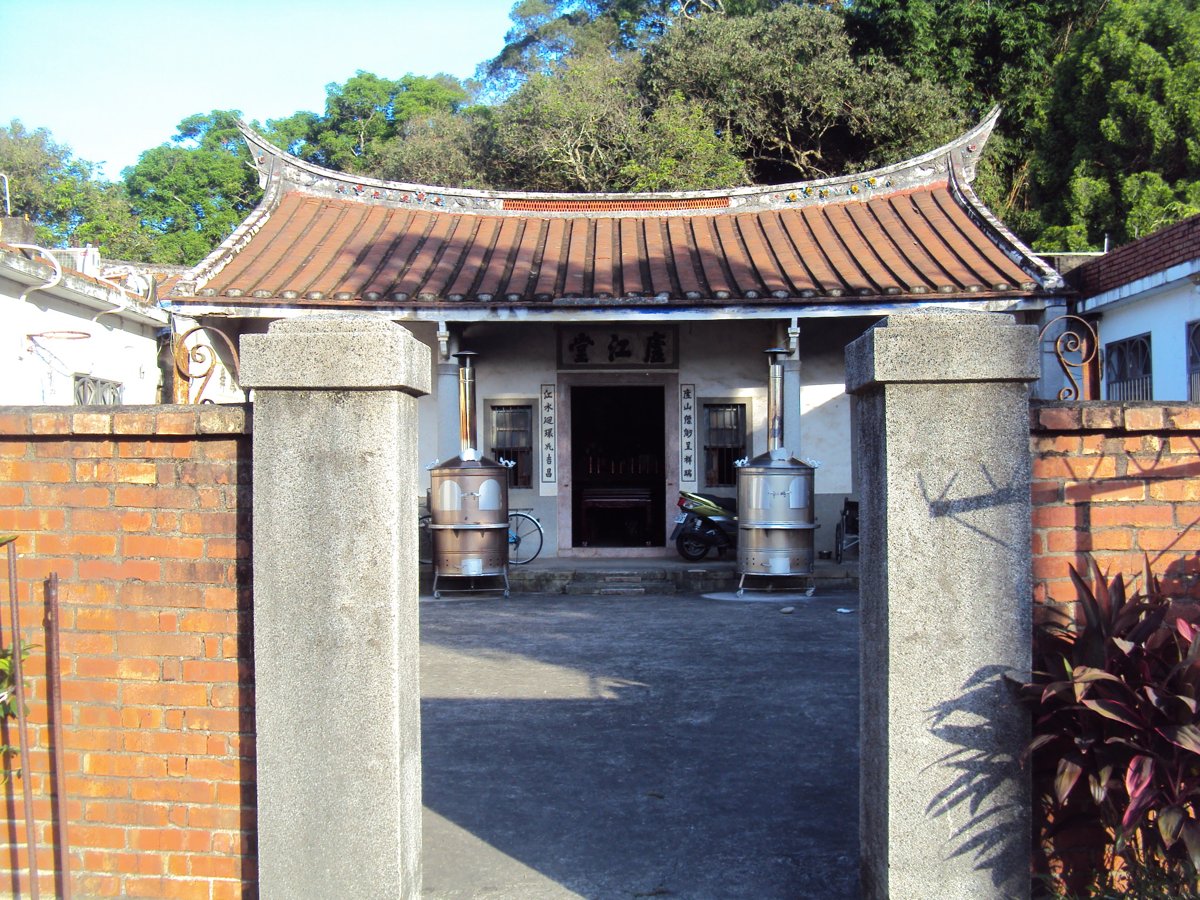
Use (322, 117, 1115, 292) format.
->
(580, 486, 654, 546)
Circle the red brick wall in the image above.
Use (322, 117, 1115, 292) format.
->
(1031, 402, 1200, 603)
(0, 406, 253, 899)
(1069, 213, 1200, 298)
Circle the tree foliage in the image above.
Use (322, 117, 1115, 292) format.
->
(1034, 0, 1200, 248)
(844, 0, 1108, 127)
(369, 108, 495, 189)
(373, 49, 747, 193)
(11, 0, 1200, 262)
(261, 71, 468, 174)
(0, 120, 150, 257)
(642, 5, 963, 182)
(487, 51, 746, 191)
(122, 110, 262, 265)
(374, 4, 955, 192)
(844, 0, 1199, 249)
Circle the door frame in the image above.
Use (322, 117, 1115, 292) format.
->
(556, 371, 680, 557)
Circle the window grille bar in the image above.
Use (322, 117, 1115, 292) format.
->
(703, 402, 746, 487)
(1105, 333, 1152, 402)
(490, 404, 534, 488)
(73, 374, 123, 405)
(1107, 375, 1153, 402)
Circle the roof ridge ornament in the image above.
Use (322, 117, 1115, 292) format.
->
(234, 106, 1004, 218)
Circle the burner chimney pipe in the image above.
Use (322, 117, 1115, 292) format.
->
(765, 347, 787, 453)
(455, 350, 478, 456)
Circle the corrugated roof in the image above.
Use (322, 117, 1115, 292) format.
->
(170, 108, 1062, 310)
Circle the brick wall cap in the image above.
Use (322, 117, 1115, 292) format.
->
(0, 405, 251, 437)
(1032, 401, 1200, 434)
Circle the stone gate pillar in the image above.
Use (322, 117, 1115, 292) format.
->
(846, 311, 1037, 900)
(241, 316, 431, 899)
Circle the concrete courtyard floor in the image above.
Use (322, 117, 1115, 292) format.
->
(419, 588, 861, 899)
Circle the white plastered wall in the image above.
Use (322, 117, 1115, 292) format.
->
(1, 279, 164, 405)
(426, 317, 864, 557)
(1090, 273, 1200, 401)
(800, 350, 854, 494)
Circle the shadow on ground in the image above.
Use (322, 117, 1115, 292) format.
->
(419, 591, 860, 899)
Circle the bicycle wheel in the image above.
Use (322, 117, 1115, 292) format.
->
(834, 521, 844, 564)
(418, 514, 433, 565)
(506, 512, 543, 565)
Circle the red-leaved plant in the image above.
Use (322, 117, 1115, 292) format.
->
(1024, 557, 1200, 898)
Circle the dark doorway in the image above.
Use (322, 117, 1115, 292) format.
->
(571, 386, 664, 547)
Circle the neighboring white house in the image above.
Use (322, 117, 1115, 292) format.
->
(0, 234, 169, 405)
(1, 229, 244, 407)
(1069, 214, 1200, 402)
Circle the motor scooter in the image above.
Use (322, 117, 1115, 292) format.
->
(670, 490, 738, 560)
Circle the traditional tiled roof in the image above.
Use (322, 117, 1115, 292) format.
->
(169, 108, 1062, 311)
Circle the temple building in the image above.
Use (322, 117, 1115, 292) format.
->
(164, 107, 1067, 558)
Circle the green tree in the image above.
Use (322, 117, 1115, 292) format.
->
(845, 0, 1108, 125)
(485, 50, 746, 191)
(477, 0, 794, 99)
(368, 107, 496, 188)
(843, 0, 1110, 237)
(0, 120, 88, 232)
(69, 182, 158, 261)
(641, 5, 964, 182)
(491, 51, 657, 190)
(0, 119, 152, 257)
(282, 71, 469, 171)
(618, 91, 748, 191)
(477, 0, 621, 100)
(1034, 0, 1200, 247)
(122, 110, 262, 265)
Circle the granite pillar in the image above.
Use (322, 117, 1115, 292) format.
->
(241, 315, 431, 899)
(846, 310, 1037, 899)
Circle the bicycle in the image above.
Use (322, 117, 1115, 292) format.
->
(418, 510, 543, 566)
(506, 511, 544, 564)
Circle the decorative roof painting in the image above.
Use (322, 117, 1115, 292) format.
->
(168, 107, 1063, 312)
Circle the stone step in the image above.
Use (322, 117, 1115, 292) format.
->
(424, 562, 857, 596)
(564, 575, 675, 595)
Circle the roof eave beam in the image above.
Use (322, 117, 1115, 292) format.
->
(163, 295, 1058, 323)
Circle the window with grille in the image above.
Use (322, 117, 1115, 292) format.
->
(703, 402, 746, 487)
(74, 374, 123, 405)
(489, 403, 533, 489)
(1188, 321, 1200, 402)
(1104, 333, 1152, 401)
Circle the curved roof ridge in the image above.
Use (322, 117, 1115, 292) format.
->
(944, 148, 1064, 291)
(235, 106, 1002, 217)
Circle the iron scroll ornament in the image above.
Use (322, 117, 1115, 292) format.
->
(1037, 315, 1098, 401)
(173, 326, 242, 404)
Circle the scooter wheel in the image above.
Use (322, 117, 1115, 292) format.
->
(676, 533, 710, 561)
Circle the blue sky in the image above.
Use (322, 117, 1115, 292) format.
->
(0, 0, 515, 180)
